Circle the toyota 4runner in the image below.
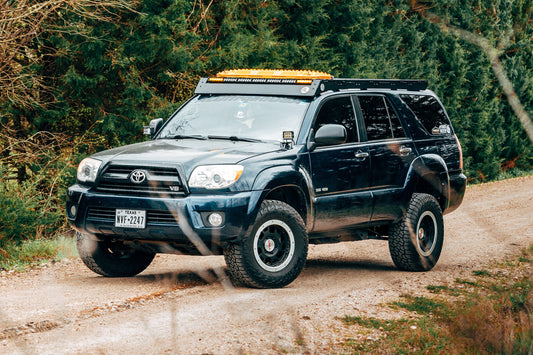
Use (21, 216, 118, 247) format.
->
(67, 69, 466, 288)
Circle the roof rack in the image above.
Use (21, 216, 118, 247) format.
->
(321, 79, 428, 92)
(195, 77, 321, 96)
(195, 70, 428, 96)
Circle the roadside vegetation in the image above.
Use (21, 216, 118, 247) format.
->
(339, 245, 533, 354)
(494, 168, 533, 182)
(0, 236, 77, 271)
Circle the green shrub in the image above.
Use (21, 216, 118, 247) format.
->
(0, 165, 60, 258)
(0, 236, 77, 271)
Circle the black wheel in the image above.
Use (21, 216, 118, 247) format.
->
(389, 193, 444, 271)
(224, 200, 308, 288)
(76, 232, 155, 277)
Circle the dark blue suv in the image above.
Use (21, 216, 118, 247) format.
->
(67, 69, 466, 288)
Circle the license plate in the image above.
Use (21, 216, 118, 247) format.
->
(115, 209, 146, 229)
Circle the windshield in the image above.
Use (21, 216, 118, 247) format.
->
(157, 95, 310, 142)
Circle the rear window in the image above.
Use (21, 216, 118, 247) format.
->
(400, 94, 451, 135)
(357, 95, 406, 141)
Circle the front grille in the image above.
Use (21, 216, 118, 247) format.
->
(148, 210, 179, 224)
(87, 207, 115, 221)
(87, 207, 179, 226)
(95, 165, 186, 197)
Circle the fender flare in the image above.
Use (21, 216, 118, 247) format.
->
(403, 154, 450, 210)
(243, 165, 313, 234)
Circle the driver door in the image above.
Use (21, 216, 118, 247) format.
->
(309, 95, 372, 231)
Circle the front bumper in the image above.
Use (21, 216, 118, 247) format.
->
(66, 184, 255, 245)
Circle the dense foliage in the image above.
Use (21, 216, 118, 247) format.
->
(0, 0, 532, 245)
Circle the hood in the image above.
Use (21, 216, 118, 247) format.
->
(92, 138, 281, 172)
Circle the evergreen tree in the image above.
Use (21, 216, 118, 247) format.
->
(1, 0, 531, 184)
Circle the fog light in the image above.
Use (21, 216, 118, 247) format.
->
(70, 205, 77, 217)
(208, 213, 223, 227)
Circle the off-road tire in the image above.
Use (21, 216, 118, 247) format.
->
(76, 232, 155, 277)
(389, 193, 444, 271)
(224, 200, 308, 288)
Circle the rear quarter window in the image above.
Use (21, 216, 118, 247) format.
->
(399, 94, 451, 135)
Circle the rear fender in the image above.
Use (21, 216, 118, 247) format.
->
(404, 155, 450, 210)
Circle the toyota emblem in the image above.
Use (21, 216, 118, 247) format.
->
(130, 169, 147, 184)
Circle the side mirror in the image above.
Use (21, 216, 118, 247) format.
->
(143, 118, 164, 137)
(314, 124, 347, 146)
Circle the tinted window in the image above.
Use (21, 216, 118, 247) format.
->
(387, 99, 405, 138)
(358, 95, 405, 140)
(314, 96, 357, 143)
(400, 94, 451, 135)
(358, 96, 391, 140)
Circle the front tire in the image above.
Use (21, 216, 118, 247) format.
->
(389, 193, 444, 271)
(76, 232, 155, 277)
(224, 200, 308, 288)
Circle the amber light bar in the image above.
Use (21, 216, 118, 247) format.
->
(211, 69, 333, 81)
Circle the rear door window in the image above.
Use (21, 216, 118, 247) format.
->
(357, 95, 406, 141)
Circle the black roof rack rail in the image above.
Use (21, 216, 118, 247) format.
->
(195, 78, 321, 97)
(321, 79, 428, 92)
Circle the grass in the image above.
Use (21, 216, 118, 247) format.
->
(391, 295, 449, 315)
(0, 235, 77, 271)
(494, 168, 533, 181)
(339, 245, 533, 354)
(467, 168, 533, 185)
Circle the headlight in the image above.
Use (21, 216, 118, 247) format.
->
(189, 165, 243, 189)
(77, 158, 102, 183)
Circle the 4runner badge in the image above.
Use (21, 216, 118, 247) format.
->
(130, 170, 147, 184)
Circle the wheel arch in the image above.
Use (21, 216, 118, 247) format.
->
(246, 165, 312, 229)
(404, 155, 450, 211)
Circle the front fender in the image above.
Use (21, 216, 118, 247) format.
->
(244, 165, 313, 230)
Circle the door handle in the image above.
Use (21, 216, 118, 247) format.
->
(355, 151, 369, 159)
(399, 146, 412, 156)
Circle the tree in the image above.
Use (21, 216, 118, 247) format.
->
(408, 0, 533, 145)
(0, 0, 531, 245)
(0, 0, 137, 108)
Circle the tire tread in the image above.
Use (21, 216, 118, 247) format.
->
(76, 232, 155, 277)
(389, 193, 443, 271)
(224, 200, 307, 288)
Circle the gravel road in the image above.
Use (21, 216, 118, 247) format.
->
(1, 176, 532, 354)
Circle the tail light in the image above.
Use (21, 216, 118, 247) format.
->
(454, 134, 463, 170)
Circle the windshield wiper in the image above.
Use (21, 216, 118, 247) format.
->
(171, 134, 208, 140)
(207, 135, 264, 143)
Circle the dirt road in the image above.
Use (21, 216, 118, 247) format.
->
(1, 176, 532, 354)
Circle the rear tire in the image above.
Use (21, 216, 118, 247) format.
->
(76, 232, 155, 277)
(389, 193, 444, 271)
(224, 200, 308, 288)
